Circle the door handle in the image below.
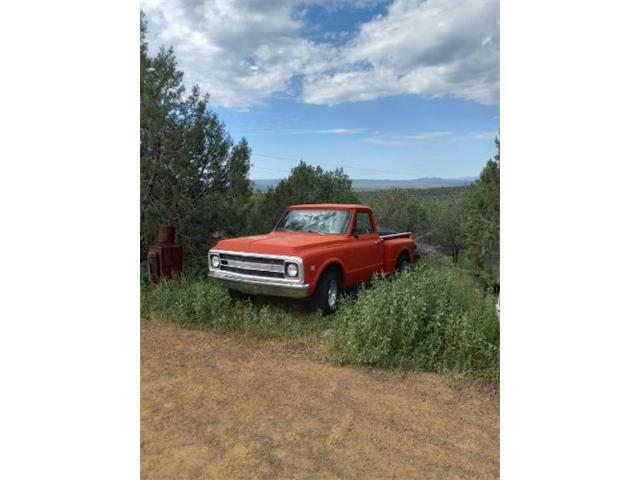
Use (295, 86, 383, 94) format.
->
(375, 239, 383, 245)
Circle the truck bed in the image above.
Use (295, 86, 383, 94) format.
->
(379, 230, 412, 240)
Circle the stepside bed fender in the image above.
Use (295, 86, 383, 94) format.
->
(382, 237, 416, 274)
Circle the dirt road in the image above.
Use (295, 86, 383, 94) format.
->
(141, 318, 499, 479)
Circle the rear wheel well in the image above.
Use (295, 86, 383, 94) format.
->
(397, 249, 410, 262)
(394, 250, 411, 274)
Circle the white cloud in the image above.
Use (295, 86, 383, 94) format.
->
(141, 0, 499, 108)
(465, 130, 498, 140)
(289, 127, 366, 135)
(303, 0, 499, 105)
(246, 127, 367, 136)
(142, 0, 336, 107)
(361, 130, 452, 146)
(358, 129, 498, 146)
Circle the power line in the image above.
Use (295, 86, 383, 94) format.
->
(252, 153, 301, 162)
(249, 165, 291, 174)
(252, 153, 417, 178)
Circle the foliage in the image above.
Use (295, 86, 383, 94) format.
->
(462, 137, 500, 288)
(141, 274, 328, 341)
(248, 161, 360, 234)
(430, 202, 465, 264)
(356, 138, 500, 286)
(366, 189, 429, 234)
(363, 189, 466, 264)
(329, 260, 499, 379)
(357, 186, 469, 205)
(140, 13, 252, 262)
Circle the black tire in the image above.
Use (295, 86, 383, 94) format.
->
(394, 253, 410, 275)
(312, 269, 341, 314)
(228, 289, 250, 301)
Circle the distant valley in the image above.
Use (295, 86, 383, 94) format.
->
(252, 176, 475, 192)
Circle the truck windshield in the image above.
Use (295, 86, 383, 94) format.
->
(276, 209, 351, 235)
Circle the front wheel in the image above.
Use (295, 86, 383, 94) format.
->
(312, 270, 341, 314)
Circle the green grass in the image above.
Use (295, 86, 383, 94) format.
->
(328, 259, 499, 380)
(141, 276, 329, 343)
(141, 258, 499, 380)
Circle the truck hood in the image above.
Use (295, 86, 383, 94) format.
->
(213, 231, 347, 256)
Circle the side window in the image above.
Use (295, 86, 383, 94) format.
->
(354, 212, 373, 235)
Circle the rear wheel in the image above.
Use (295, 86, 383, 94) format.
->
(394, 253, 410, 275)
(312, 270, 341, 314)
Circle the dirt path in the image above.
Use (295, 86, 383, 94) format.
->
(141, 318, 499, 479)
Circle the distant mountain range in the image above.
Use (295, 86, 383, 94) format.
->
(252, 177, 475, 192)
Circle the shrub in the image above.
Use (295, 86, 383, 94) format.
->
(142, 278, 232, 328)
(329, 260, 499, 379)
(140, 275, 328, 341)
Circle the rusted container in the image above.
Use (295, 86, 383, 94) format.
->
(147, 226, 182, 283)
(157, 226, 176, 244)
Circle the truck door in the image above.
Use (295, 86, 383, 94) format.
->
(347, 210, 384, 283)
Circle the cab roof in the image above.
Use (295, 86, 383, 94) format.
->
(288, 203, 371, 210)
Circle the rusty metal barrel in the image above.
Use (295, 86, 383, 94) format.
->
(148, 226, 182, 283)
(157, 226, 176, 244)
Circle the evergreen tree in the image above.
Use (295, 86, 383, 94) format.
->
(248, 161, 359, 234)
(431, 201, 465, 264)
(140, 12, 252, 261)
(224, 138, 253, 236)
(368, 189, 428, 234)
(463, 136, 500, 289)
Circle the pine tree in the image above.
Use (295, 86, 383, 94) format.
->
(140, 12, 252, 262)
(249, 162, 359, 234)
(462, 137, 500, 289)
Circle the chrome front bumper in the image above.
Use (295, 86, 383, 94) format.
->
(208, 270, 310, 299)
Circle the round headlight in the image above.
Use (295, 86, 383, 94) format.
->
(211, 254, 220, 268)
(286, 263, 298, 277)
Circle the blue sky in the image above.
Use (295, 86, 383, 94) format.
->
(142, 0, 499, 180)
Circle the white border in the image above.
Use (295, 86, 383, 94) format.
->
(1, 1, 140, 478)
(1, 1, 640, 478)
(502, 0, 640, 477)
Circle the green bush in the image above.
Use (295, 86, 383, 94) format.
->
(142, 278, 233, 327)
(140, 276, 327, 341)
(140, 261, 499, 379)
(329, 260, 499, 379)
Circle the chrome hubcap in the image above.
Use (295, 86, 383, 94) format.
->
(328, 280, 338, 308)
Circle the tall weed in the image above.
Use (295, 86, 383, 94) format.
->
(329, 260, 499, 379)
(141, 275, 327, 341)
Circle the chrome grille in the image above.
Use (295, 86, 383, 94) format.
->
(218, 252, 285, 279)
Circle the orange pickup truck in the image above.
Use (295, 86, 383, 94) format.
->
(208, 203, 419, 312)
